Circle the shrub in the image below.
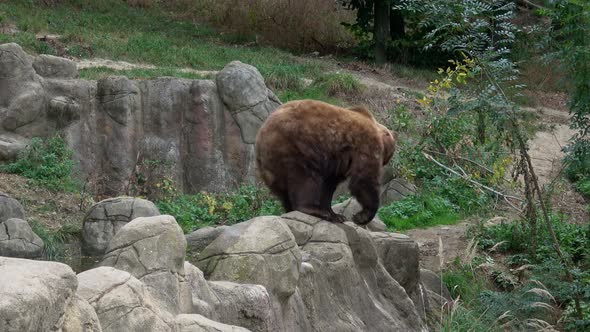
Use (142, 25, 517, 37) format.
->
(156, 185, 283, 233)
(378, 194, 460, 231)
(188, 0, 356, 53)
(0, 136, 78, 191)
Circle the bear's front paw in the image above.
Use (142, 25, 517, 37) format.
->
(352, 211, 373, 225)
(328, 212, 346, 223)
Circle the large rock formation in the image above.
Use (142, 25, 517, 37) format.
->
(0, 43, 280, 196)
(0, 209, 450, 331)
(0, 218, 44, 258)
(100, 215, 189, 314)
(82, 196, 161, 255)
(196, 212, 430, 331)
(0, 257, 78, 332)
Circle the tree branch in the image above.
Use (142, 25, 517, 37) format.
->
(423, 152, 524, 211)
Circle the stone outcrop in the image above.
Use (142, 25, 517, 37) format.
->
(100, 215, 189, 314)
(82, 196, 160, 255)
(77, 266, 176, 332)
(186, 225, 229, 260)
(196, 211, 429, 331)
(0, 43, 280, 196)
(0, 191, 25, 221)
(0, 218, 44, 258)
(0, 209, 449, 331)
(0, 257, 78, 332)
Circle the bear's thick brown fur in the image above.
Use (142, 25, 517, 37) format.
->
(255, 99, 397, 225)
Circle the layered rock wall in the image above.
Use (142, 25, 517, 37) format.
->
(0, 43, 280, 196)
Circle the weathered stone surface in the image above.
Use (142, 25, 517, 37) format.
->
(197, 216, 301, 300)
(0, 218, 44, 258)
(82, 196, 160, 255)
(0, 257, 77, 332)
(381, 178, 417, 205)
(33, 54, 79, 79)
(208, 281, 276, 332)
(0, 43, 36, 81)
(332, 198, 388, 231)
(420, 268, 452, 302)
(0, 133, 27, 161)
(370, 231, 420, 294)
(77, 266, 175, 332)
(0, 191, 25, 221)
(216, 61, 281, 144)
(100, 215, 188, 314)
(292, 215, 425, 332)
(184, 262, 220, 320)
(186, 225, 229, 259)
(176, 314, 252, 332)
(199, 211, 427, 331)
(61, 294, 103, 332)
(1, 43, 276, 197)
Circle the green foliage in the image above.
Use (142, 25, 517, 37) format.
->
(0, 136, 78, 191)
(546, 1, 590, 187)
(29, 220, 81, 261)
(314, 72, 364, 97)
(156, 185, 283, 233)
(575, 178, 590, 197)
(278, 72, 363, 104)
(475, 215, 590, 330)
(378, 194, 460, 231)
(79, 67, 214, 80)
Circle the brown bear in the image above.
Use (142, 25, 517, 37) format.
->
(255, 99, 396, 225)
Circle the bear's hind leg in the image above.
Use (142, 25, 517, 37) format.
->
(287, 170, 332, 221)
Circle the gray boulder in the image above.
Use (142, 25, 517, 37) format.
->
(332, 198, 388, 231)
(0, 192, 25, 221)
(61, 294, 102, 332)
(420, 268, 452, 302)
(176, 314, 251, 332)
(0, 133, 27, 161)
(370, 232, 420, 295)
(0, 218, 44, 258)
(77, 266, 175, 332)
(197, 216, 301, 300)
(100, 215, 189, 314)
(216, 61, 281, 144)
(208, 281, 276, 332)
(186, 225, 229, 259)
(381, 178, 417, 205)
(33, 54, 79, 79)
(82, 196, 160, 255)
(0, 257, 78, 332)
(184, 262, 220, 320)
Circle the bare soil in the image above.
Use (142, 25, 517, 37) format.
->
(0, 173, 92, 231)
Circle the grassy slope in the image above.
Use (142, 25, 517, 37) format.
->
(0, 0, 343, 101)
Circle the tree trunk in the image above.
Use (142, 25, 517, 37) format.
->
(374, 0, 390, 65)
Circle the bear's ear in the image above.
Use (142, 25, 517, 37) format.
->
(347, 105, 374, 119)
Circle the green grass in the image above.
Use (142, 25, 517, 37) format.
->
(0, 136, 79, 191)
(377, 194, 462, 231)
(29, 220, 81, 261)
(79, 67, 214, 80)
(0, 0, 326, 91)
